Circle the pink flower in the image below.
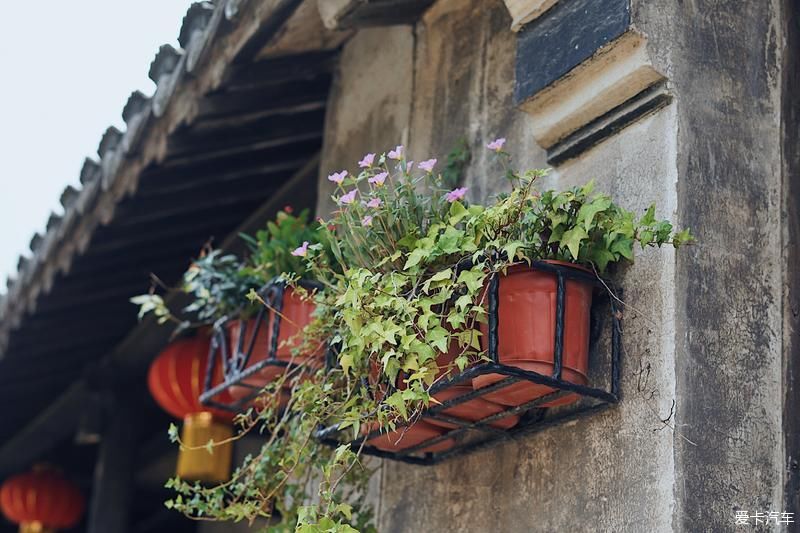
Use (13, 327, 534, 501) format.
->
(445, 187, 468, 203)
(338, 189, 357, 205)
(419, 158, 437, 173)
(368, 171, 388, 186)
(366, 197, 382, 208)
(388, 145, 404, 160)
(291, 241, 310, 257)
(359, 153, 376, 168)
(486, 138, 506, 152)
(406, 161, 414, 171)
(362, 215, 374, 227)
(327, 170, 348, 184)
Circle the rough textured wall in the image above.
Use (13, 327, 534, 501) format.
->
(652, 0, 786, 529)
(316, 0, 792, 530)
(318, 26, 414, 215)
(782, 0, 800, 523)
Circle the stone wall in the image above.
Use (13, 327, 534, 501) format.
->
(315, 0, 792, 531)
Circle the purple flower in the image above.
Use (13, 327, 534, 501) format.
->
(486, 138, 506, 152)
(338, 189, 357, 205)
(388, 145, 404, 160)
(327, 170, 348, 184)
(291, 241, 310, 257)
(362, 215, 374, 227)
(406, 161, 414, 171)
(419, 158, 437, 173)
(366, 197, 382, 208)
(368, 171, 388, 186)
(445, 187, 468, 203)
(358, 153, 376, 168)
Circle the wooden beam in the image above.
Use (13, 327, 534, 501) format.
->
(318, 0, 435, 29)
(166, 107, 325, 158)
(222, 153, 321, 255)
(192, 99, 326, 131)
(5, 332, 126, 363)
(87, 394, 139, 533)
(162, 130, 321, 169)
(196, 77, 332, 121)
(224, 50, 337, 92)
(0, 383, 89, 477)
(234, 0, 305, 64)
(135, 159, 301, 196)
(136, 137, 319, 182)
(97, 196, 270, 234)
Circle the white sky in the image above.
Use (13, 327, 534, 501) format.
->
(0, 1, 196, 289)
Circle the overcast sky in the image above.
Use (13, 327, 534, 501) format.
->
(0, 1, 195, 290)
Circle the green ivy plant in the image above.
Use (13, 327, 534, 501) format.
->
(131, 208, 326, 331)
(148, 141, 693, 532)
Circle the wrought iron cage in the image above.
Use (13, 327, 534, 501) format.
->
(199, 278, 323, 412)
(199, 263, 622, 465)
(314, 261, 622, 465)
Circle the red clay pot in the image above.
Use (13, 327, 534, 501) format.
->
(472, 262, 593, 407)
(364, 420, 455, 454)
(227, 287, 322, 402)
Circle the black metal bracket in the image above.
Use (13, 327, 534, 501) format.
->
(199, 278, 322, 412)
(315, 261, 622, 465)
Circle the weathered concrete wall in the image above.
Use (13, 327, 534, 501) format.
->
(652, 0, 786, 530)
(782, 0, 800, 523)
(315, 0, 791, 531)
(318, 26, 415, 215)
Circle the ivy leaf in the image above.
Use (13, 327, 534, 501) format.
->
(385, 392, 408, 420)
(561, 226, 588, 260)
(577, 195, 611, 230)
(429, 268, 453, 283)
(339, 352, 354, 374)
(403, 248, 427, 270)
(457, 269, 485, 293)
(588, 247, 615, 273)
(502, 240, 525, 261)
(639, 204, 656, 226)
(335, 503, 353, 520)
(673, 228, 695, 246)
(610, 236, 634, 261)
(448, 200, 469, 224)
(426, 326, 450, 353)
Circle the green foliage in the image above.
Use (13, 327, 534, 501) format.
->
(182, 248, 263, 322)
(150, 145, 693, 533)
(509, 180, 694, 273)
(131, 208, 328, 329)
(241, 208, 330, 283)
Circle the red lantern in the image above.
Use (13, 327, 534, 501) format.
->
(147, 334, 234, 483)
(0, 466, 84, 533)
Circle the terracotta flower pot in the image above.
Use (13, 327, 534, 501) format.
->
(472, 262, 593, 407)
(226, 286, 322, 402)
(363, 420, 454, 454)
